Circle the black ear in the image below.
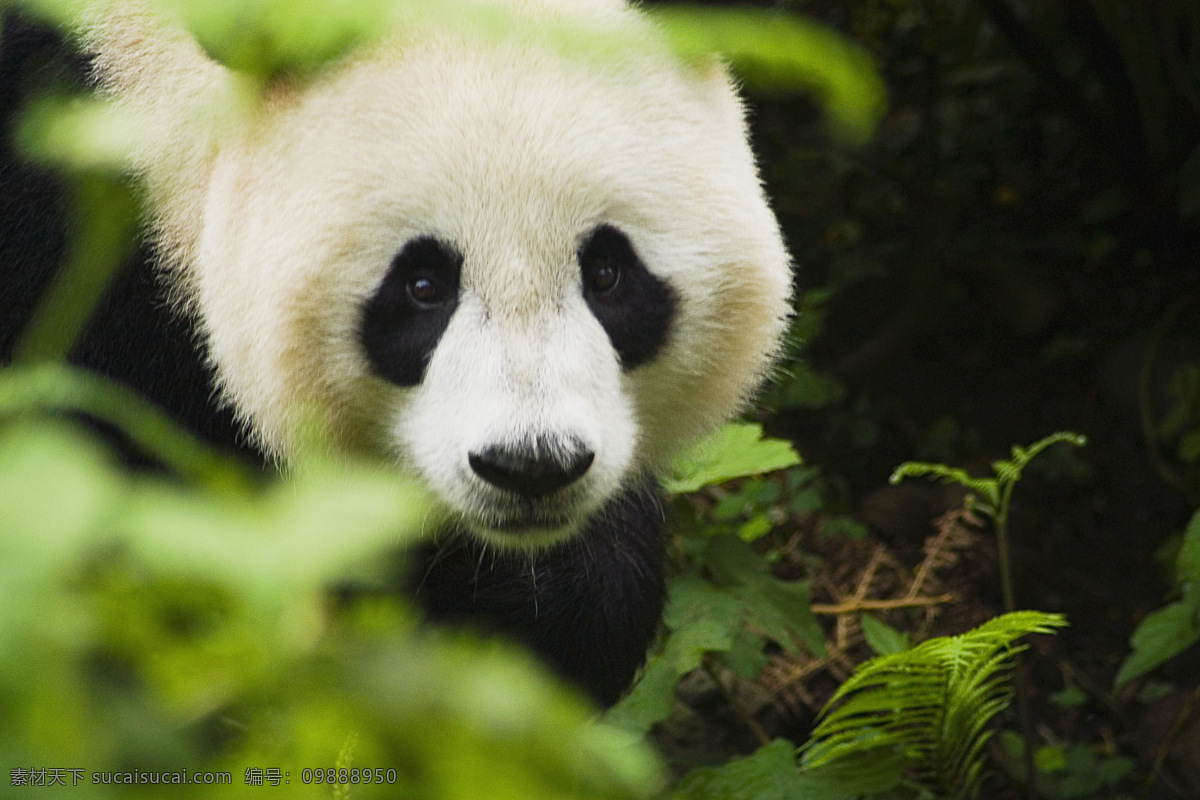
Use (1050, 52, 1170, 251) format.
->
(579, 225, 676, 370)
(359, 237, 462, 387)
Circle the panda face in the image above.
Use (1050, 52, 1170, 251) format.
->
(357, 223, 676, 546)
(90, 1, 794, 552)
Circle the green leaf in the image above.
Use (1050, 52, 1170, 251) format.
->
(0, 363, 256, 492)
(1114, 594, 1200, 686)
(892, 432, 1086, 514)
(664, 423, 801, 495)
(705, 535, 826, 657)
(604, 576, 745, 733)
(989, 431, 1087, 485)
(716, 627, 771, 680)
(0, 422, 125, 659)
(889, 461, 1000, 509)
(1034, 745, 1067, 773)
(648, 6, 886, 144)
(802, 612, 1067, 798)
(1115, 509, 1200, 686)
(1178, 508, 1200, 585)
(671, 739, 801, 800)
(796, 747, 910, 798)
(162, 0, 402, 76)
(859, 613, 910, 656)
(122, 461, 429, 600)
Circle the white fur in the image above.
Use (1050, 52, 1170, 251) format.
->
(84, 0, 793, 547)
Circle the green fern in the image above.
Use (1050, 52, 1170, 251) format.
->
(800, 611, 1067, 799)
(890, 431, 1086, 614)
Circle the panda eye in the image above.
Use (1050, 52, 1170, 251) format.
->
(577, 224, 677, 371)
(407, 275, 447, 308)
(360, 236, 462, 387)
(585, 261, 620, 294)
(579, 231, 626, 297)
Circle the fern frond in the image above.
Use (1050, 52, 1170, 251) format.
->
(888, 461, 1000, 508)
(990, 431, 1087, 485)
(800, 611, 1067, 799)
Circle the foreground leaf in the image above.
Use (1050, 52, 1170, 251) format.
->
(665, 423, 801, 495)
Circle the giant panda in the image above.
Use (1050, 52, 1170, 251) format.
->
(0, 0, 793, 705)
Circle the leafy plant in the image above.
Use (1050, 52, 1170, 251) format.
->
(997, 732, 1134, 799)
(890, 431, 1087, 613)
(799, 612, 1068, 800)
(1115, 507, 1200, 687)
(889, 433, 1086, 797)
(607, 425, 817, 735)
(0, 401, 664, 799)
(646, 5, 885, 144)
(664, 422, 802, 496)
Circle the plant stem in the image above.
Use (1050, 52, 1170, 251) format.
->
(995, 479, 1017, 615)
(995, 478, 1037, 800)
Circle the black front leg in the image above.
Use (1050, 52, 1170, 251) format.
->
(411, 482, 666, 707)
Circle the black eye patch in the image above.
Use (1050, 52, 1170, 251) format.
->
(578, 225, 676, 370)
(360, 237, 462, 386)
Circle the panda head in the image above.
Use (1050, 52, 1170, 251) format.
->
(87, 0, 793, 549)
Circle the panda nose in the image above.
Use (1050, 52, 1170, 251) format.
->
(468, 441, 594, 498)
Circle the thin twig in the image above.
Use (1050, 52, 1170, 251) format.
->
(811, 594, 955, 615)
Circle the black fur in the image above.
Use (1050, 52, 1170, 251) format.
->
(579, 224, 677, 370)
(411, 481, 666, 706)
(0, 13, 249, 460)
(360, 236, 462, 387)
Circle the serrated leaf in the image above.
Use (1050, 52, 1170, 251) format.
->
(606, 576, 745, 732)
(664, 423, 800, 495)
(704, 535, 825, 656)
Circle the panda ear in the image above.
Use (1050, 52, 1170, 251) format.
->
(80, 3, 235, 271)
(83, 4, 227, 129)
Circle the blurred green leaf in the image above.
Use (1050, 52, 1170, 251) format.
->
(0, 414, 661, 799)
(859, 613, 910, 656)
(649, 6, 885, 144)
(1115, 592, 1200, 687)
(0, 363, 256, 491)
(670, 739, 801, 800)
(1116, 508, 1200, 686)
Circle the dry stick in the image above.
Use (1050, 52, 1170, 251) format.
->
(811, 594, 955, 615)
